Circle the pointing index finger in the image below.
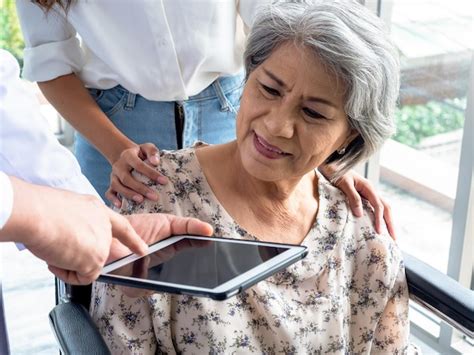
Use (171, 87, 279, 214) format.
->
(109, 209, 148, 255)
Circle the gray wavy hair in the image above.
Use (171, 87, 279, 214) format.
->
(244, 0, 400, 181)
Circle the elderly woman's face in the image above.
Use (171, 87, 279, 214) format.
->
(236, 42, 356, 182)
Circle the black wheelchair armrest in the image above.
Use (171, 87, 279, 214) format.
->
(403, 252, 474, 338)
(49, 302, 111, 355)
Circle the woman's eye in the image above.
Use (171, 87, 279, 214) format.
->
(261, 84, 280, 97)
(303, 107, 326, 119)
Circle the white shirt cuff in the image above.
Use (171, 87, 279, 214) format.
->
(22, 36, 85, 82)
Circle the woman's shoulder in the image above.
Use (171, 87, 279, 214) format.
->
(343, 202, 404, 284)
(317, 175, 402, 279)
(124, 147, 200, 192)
(120, 146, 207, 215)
(158, 145, 201, 174)
(317, 172, 396, 246)
(350, 199, 397, 250)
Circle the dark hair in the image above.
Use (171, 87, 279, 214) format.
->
(32, 0, 73, 12)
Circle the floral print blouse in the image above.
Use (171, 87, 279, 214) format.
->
(91, 145, 410, 354)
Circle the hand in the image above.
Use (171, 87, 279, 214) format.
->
(106, 143, 168, 207)
(107, 214, 214, 298)
(108, 213, 214, 262)
(333, 170, 395, 239)
(3, 177, 148, 285)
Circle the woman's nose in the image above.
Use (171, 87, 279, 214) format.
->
(263, 109, 296, 139)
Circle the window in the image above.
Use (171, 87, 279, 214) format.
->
(365, 0, 473, 352)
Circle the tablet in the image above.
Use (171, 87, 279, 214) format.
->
(98, 235, 307, 300)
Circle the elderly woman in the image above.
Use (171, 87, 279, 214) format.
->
(91, 1, 408, 353)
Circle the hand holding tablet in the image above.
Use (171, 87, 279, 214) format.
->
(99, 235, 307, 300)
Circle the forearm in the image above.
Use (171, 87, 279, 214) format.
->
(38, 74, 136, 164)
(0, 176, 51, 244)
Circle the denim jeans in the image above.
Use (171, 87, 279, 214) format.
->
(75, 72, 244, 200)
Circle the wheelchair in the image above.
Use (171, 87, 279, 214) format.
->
(49, 252, 474, 355)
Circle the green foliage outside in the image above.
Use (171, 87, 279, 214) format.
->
(0, 0, 25, 66)
(393, 98, 466, 147)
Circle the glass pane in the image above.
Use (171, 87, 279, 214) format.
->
(379, 0, 473, 273)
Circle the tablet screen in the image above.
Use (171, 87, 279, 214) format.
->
(106, 237, 290, 289)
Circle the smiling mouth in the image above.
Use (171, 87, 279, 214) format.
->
(253, 132, 291, 159)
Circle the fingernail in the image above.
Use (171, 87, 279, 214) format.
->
(157, 175, 168, 184)
(149, 155, 159, 165)
(114, 200, 121, 208)
(132, 195, 143, 203)
(146, 192, 158, 201)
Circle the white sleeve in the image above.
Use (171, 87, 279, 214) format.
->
(0, 172, 13, 230)
(16, 0, 85, 82)
(238, 0, 272, 28)
(0, 49, 100, 200)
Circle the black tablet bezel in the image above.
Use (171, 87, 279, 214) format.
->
(98, 236, 307, 300)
